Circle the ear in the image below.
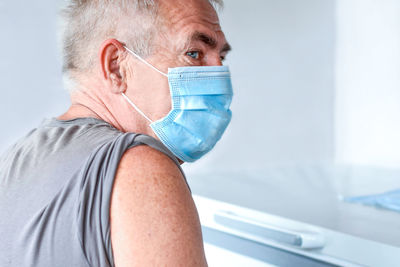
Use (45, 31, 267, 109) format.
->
(99, 39, 128, 94)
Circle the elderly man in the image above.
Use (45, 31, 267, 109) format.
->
(0, 0, 233, 266)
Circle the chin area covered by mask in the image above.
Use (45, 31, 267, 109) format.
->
(122, 46, 233, 163)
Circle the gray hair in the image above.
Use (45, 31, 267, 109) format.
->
(59, 0, 223, 91)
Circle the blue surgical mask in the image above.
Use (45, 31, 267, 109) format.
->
(122, 46, 233, 162)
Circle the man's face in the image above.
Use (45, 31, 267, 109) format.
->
(122, 0, 231, 134)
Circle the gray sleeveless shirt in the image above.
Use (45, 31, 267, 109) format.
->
(0, 117, 190, 267)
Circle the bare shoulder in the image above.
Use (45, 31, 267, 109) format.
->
(110, 144, 207, 267)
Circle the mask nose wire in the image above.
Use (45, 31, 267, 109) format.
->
(123, 46, 168, 77)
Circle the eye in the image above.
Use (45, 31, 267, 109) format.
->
(186, 51, 201, 60)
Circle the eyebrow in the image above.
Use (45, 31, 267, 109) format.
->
(190, 31, 232, 54)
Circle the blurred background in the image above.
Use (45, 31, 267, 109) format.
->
(1, 1, 400, 266)
(1, 0, 399, 170)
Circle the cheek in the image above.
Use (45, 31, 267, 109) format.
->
(152, 78, 172, 117)
(162, 83, 172, 112)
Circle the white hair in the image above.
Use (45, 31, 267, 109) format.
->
(59, 0, 224, 92)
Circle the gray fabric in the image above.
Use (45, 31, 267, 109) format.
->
(0, 117, 190, 267)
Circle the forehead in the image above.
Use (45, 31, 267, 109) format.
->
(159, 0, 223, 39)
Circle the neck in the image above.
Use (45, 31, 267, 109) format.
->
(58, 75, 159, 140)
(58, 88, 126, 131)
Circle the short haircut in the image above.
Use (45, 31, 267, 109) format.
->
(59, 0, 223, 91)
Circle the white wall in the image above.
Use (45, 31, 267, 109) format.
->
(0, 1, 335, 172)
(0, 0, 69, 151)
(335, 0, 400, 168)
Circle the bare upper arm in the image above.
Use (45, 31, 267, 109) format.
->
(110, 144, 207, 267)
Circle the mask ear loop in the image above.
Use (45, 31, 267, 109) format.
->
(123, 46, 168, 77)
(122, 46, 169, 124)
(121, 92, 153, 124)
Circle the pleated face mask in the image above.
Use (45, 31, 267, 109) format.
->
(122, 46, 233, 162)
